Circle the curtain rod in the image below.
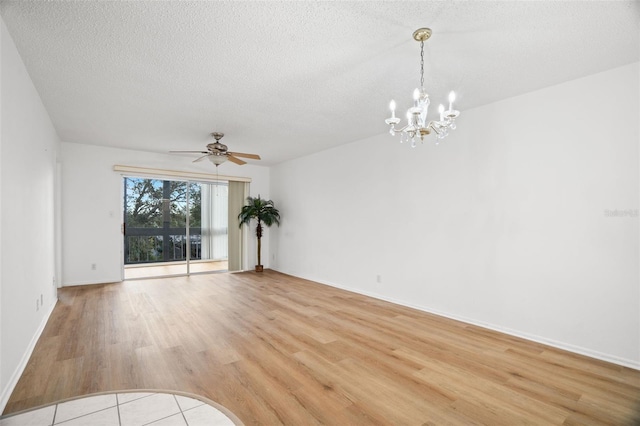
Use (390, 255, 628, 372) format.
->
(113, 165, 252, 183)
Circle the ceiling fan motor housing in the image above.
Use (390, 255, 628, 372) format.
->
(208, 142, 228, 153)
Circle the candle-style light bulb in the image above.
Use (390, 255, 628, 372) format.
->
(448, 91, 456, 111)
(438, 104, 445, 121)
(389, 100, 396, 119)
(413, 88, 420, 102)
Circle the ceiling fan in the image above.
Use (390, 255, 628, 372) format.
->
(170, 132, 261, 166)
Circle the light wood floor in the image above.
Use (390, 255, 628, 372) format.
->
(5, 271, 640, 424)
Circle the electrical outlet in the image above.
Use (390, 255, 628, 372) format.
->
(91, 263, 97, 270)
(40, 294, 43, 305)
(376, 274, 382, 283)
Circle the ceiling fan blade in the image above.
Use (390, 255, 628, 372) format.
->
(228, 152, 261, 160)
(170, 150, 209, 154)
(193, 154, 210, 163)
(227, 155, 246, 165)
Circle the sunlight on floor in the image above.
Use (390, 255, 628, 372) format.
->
(124, 260, 228, 280)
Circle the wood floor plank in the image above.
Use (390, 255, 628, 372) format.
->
(3, 270, 639, 425)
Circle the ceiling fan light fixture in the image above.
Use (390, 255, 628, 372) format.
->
(208, 154, 227, 166)
(385, 28, 461, 146)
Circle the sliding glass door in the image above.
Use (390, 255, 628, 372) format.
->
(123, 177, 228, 279)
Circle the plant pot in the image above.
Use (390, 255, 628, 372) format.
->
(255, 265, 264, 272)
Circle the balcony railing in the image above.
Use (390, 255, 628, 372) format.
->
(124, 227, 202, 264)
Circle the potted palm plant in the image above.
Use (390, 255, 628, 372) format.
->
(238, 195, 281, 272)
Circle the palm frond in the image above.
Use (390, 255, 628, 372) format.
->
(238, 195, 281, 229)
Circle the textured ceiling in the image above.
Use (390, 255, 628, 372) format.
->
(1, 1, 638, 165)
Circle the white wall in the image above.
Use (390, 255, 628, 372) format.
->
(1, 17, 4, 410)
(60, 142, 270, 286)
(271, 62, 639, 368)
(0, 18, 59, 410)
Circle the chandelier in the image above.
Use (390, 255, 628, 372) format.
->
(385, 28, 460, 147)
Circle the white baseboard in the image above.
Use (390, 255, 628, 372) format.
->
(403, 304, 640, 371)
(62, 278, 121, 287)
(274, 269, 640, 371)
(0, 299, 58, 413)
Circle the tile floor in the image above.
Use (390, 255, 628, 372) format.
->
(0, 391, 240, 426)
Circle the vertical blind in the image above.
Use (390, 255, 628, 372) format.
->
(228, 181, 248, 271)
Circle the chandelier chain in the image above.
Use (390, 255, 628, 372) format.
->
(420, 40, 424, 88)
